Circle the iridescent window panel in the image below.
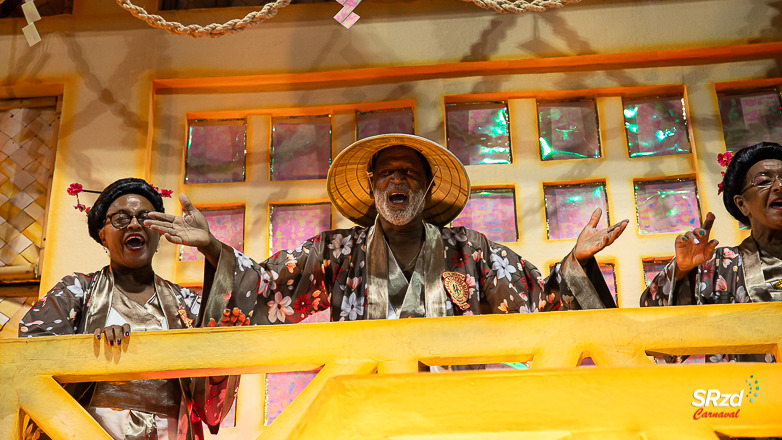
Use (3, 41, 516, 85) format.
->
(643, 259, 671, 286)
(635, 180, 700, 235)
(445, 102, 511, 165)
(180, 208, 244, 261)
(544, 183, 608, 240)
(356, 108, 414, 140)
(270, 203, 331, 256)
(599, 263, 618, 305)
(185, 119, 246, 184)
(271, 116, 332, 181)
(265, 368, 321, 425)
(451, 188, 517, 243)
(718, 91, 782, 152)
(538, 100, 600, 161)
(623, 97, 690, 157)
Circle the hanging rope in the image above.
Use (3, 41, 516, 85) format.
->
(463, 0, 580, 13)
(115, 0, 291, 38)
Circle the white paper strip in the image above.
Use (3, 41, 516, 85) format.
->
(22, 23, 41, 47)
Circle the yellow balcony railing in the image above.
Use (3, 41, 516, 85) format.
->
(1, 302, 781, 440)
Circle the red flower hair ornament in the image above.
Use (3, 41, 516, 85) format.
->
(67, 182, 172, 216)
(716, 152, 733, 195)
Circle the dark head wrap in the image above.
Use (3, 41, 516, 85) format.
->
(722, 142, 782, 225)
(87, 178, 164, 245)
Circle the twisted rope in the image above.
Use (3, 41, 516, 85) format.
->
(115, 0, 291, 38)
(463, 0, 580, 13)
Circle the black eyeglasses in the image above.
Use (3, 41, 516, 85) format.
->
(106, 211, 151, 229)
(741, 173, 782, 193)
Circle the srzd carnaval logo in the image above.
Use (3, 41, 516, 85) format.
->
(690, 375, 760, 420)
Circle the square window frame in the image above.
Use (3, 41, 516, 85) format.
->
(622, 94, 692, 159)
(178, 204, 245, 262)
(451, 186, 519, 243)
(268, 201, 333, 256)
(641, 257, 673, 288)
(270, 114, 333, 182)
(184, 118, 248, 185)
(716, 88, 782, 153)
(536, 98, 602, 162)
(633, 177, 702, 236)
(542, 181, 610, 241)
(355, 107, 416, 141)
(445, 101, 513, 166)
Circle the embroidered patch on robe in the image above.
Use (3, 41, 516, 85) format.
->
(442, 271, 470, 310)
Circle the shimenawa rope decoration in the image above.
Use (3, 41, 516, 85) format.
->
(115, 0, 577, 38)
(115, 0, 291, 38)
(463, 0, 580, 13)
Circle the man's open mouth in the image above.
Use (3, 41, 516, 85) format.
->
(388, 191, 408, 205)
(124, 233, 146, 251)
(770, 199, 782, 209)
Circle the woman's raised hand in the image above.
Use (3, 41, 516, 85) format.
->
(674, 212, 719, 280)
(146, 193, 211, 248)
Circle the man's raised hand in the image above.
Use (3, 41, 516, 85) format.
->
(573, 208, 629, 265)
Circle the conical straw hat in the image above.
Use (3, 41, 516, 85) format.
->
(327, 134, 471, 227)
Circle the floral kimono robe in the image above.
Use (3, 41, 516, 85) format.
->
(200, 222, 616, 326)
(19, 267, 238, 440)
(640, 236, 778, 364)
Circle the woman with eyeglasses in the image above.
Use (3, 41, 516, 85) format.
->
(19, 178, 238, 440)
(640, 142, 782, 363)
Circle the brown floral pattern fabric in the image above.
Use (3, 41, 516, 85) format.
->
(206, 225, 616, 325)
(640, 245, 777, 364)
(19, 269, 233, 440)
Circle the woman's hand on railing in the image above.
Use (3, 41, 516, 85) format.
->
(94, 324, 131, 346)
(207, 307, 250, 327)
(674, 212, 719, 280)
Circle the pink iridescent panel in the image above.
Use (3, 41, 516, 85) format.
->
(452, 189, 517, 243)
(271, 116, 331, 181)
(544, 183, 608, 240)
(186, 120, 246, 184)
(265, 368, 322, 425)
(643, 259, 671, 286)
(635, 180, 700, 235)
(270, 203, 331, 256)
(356, 108, 414, 140)
(446, 102, 511, 165)
(624, 97, 690, 157)
(181, 208, 244, 261)
(538, 101, 600, 161)
(718, 91, 782, 152)
(599, 263, 618, 305)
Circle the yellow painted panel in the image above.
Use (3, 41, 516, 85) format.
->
(1, 303, 780, 440)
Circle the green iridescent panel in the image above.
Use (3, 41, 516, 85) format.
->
(543, 183, 608, 240)
(446, 102, 511, 165)
(624, 97, 690, 158)
(538, 100, 600, 161)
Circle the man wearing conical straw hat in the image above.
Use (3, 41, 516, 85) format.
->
(148, 134, 627, 325)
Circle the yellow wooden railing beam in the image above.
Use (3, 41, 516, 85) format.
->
(292, 363, 782, 440)
(1, 303, 781, 440)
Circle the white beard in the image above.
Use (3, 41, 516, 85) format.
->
(374, 185, 426, 226)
